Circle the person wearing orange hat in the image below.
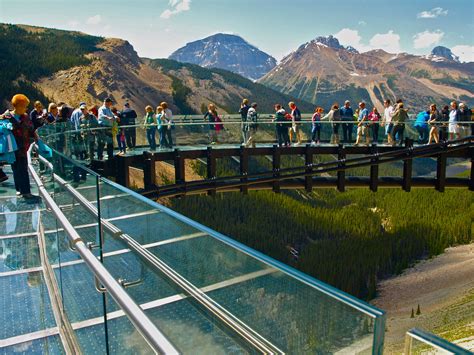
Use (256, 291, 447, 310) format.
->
(1, 94, 38, 198)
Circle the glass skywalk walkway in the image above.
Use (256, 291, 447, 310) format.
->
(1, 122, 471, 354)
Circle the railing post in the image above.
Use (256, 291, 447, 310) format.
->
(402, 138, 413, 192)
(240, 146, 249, 194)
(207, 146, 216, 196)
(436, 142, 447, 192)
(305, 144, 313, 192)
(174, 149, 185, 185)
(116, 155, 130, 188)
(272, 145, 281, 193)
(370, 144, 379, 192)
(143, 151, 156, 191)
(372, 312, 386, 355)
(337, 144, 345, 192)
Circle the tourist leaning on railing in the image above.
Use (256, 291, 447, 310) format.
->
(79, 105, 99, 160)
(98, 98, 115, 159)
(459, 103, 471, 138)
(161, 102, 174, 148)
(289, 102, 302, 146)
(448, 101, 461, 140)
(144, 105, 157, 151)
(439, 105, 450, 141)
(156, 105, 169, 149)
(30, 100, 48, 131)
(391, 102, 409, 146)
(382, 99, 394, 145)
(273, 104, 290, 147)
(204, 103, 219, 144)
(239, 98, 250, 145)
(340, 100, 354, 144)
(245, 102, 258, 148)
(355, 102, 370, 146)
(112, 107, 126, 155)
(414, 109, 430, 144)
(321, 104, 341, 144)
(427, 104, 441, 145)
(311, 107, 323, 145)
(368, 107, 381, 144)
(121, 102, 137, 150)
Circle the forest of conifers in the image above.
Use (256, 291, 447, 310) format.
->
(171, 158, 472, 300)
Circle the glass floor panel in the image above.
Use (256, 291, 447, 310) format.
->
(0, 334, 64, 355)
(55, 253, 180, 323)
(147, 235, 268, 288)
(0, 211, 40, 237)
(109, 212, 199, 245)
(0, 236, 40, 273)
(143, 298, 250, 354)
(0, 272, 56, 339)
(70, 297, 244, 354)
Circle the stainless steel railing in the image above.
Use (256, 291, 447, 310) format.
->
(405, 328, 472, 354)
(28, 144, 179, 355)
(36, 153, 284, 354)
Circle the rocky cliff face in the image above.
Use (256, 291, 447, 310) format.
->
(429, 46, 460, 62)
(169, 33, 277, 81)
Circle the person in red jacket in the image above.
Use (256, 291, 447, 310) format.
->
(1, 94, 38, 198)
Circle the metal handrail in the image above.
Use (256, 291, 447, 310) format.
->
(37, 117, 474, 138)
(405, 328, 472, 354)
(38, 157, 283, 353)
(28, 145, 179, 355)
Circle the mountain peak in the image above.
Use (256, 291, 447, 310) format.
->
(169, 33, 276, 80)
(314, 35, 344, 50)
(429, 46, 460, 63)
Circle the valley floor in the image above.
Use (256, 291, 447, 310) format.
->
(371, 243, 474, 353)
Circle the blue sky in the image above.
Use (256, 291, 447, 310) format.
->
(1, 0, 473, 61)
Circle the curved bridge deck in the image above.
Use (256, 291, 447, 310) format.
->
(92, 137, 474, 198)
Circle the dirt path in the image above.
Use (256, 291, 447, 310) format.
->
(371, 243, 474, 353)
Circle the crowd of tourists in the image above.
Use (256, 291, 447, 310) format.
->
(0, 92, 472, 198)
(0, 94, 174, 197)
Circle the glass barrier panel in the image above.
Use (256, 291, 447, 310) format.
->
(95, 178, 383, 353)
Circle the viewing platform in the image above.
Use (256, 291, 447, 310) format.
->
(0, 120, 472, 354)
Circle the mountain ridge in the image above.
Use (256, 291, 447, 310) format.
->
(169, 33, 277, 81)
(259, 36, 474, 111)
(0, 24, 310, 115)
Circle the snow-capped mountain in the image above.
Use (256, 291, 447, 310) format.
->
(168, 33, 277, 81)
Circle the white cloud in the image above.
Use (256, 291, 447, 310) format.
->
(334, 28, 369, 51)
(358, 21, 366, 26)
(451, 45, 474, 63)
(413, 30, 444, 49)
(86, 15, 102, 25)
(417, 7, 448, 19)
(369, 30, 401, 53)
(334, 28, 401, 53)
(160, 0, 191, 19)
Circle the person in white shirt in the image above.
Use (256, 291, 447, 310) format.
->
(246, 102, 258, 147)
(160, 102, 173, 148)
(382, 99, 394, 145)
(448, 101, 461, 140)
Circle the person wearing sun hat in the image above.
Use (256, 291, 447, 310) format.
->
(0, 94, 38, 198)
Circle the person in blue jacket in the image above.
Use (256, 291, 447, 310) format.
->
(0, 116, 18, 182)
(414, 110, 430, 144)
